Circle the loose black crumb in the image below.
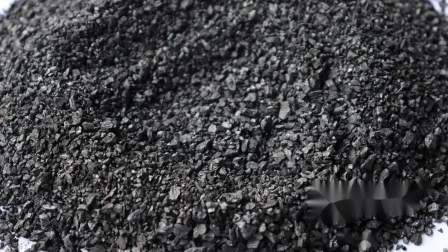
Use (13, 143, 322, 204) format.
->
(396, 244, 403, 250)
(0, 0, 448, 251)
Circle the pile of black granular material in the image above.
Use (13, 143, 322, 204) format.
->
(0, 0, 448, 251)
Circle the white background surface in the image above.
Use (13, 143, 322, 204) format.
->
(430, 0, 448, 15)
(0, 0, 15, 14)
(0, 0, 448, 251)
(390, 222, 448, 251)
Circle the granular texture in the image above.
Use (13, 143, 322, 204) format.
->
(0, 0, 448, 251)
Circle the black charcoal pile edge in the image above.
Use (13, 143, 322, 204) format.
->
(0, 0, 448, 251)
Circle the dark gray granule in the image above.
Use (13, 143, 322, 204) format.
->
(0, 0, 448, 251)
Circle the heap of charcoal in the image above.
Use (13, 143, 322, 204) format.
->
(0, 0, 448, 251)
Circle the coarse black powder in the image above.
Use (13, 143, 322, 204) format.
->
(0, 0, 447, 251)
